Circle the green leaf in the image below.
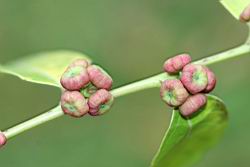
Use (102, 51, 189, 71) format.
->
(151, 95, 228, 167)
(221, 0, 249, 19)
(0, 50, 91, 88)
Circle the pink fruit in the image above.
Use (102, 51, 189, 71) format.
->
(163, 54, 192, 74)
(203, 67, 216, 93)
(240, 4, 250, 22)
(88, 89, 114, 116)
(160, 79, 189, 107)
(179, 94, 207, 117)
(181, 64, 208, 94)
(87, 65, 113, 90)
(0, 132, 7, 148)
(69, 59, 90, 68)
(61, 91, 89, 118)
(60, 65, 90, 91)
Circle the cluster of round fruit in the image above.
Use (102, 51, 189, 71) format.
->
(160, 54, 216, 117)
(60, 59, 114, 117)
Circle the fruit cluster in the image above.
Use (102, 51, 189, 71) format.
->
(161, 54, 216, 117)
(60, 59, 114, 117)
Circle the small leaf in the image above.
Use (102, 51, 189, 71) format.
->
(151, 95, 228, 167)
(0, 50, 91, 88)
(221, 0, 249, 19)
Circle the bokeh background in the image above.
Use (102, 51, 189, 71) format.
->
(0, 0, 249, 167)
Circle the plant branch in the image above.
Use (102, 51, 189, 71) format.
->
(3, 106, 63, 139)
(111, 73, 175, 98)
(3, 12, 250, 140)
(3, 41, 249, 140)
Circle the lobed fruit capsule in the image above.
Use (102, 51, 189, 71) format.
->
(240, 3, 250, 22)
(0, 132, 7, 147)
(160, 79, 189, 107)
(69, 59, 90, 68)
(60, 65, 90, 91)
(203, 67, 216, 93)
(179, 93, 207, 117)
(163, 54, 192, 74)
(88, 89, 114, 116)
(87, 65, 113, 90)
(180, 64, 208, 94)
(61, 91, 89, 118)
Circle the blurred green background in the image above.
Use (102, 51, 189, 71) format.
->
(0, 0, 249, 166)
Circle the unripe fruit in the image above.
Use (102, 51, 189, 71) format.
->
(163, 54, 192, 74)
(240, 4, 250, 22)
(88, 89, 114, 116)
(160, 79, 189, 107)
(203, 67, 216, 93)
(61, 91, 89, 118)
(0, 132, 7, 147)
(181, 64, 208, 94)
(60, 65, 90, 91)
(80, 83, 98, 98)
(179, 93, 207, 117)
(69, 59, 90, 68)
(87, 65, 113, 90)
